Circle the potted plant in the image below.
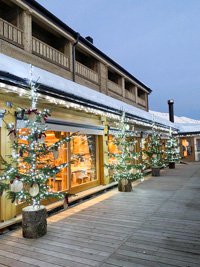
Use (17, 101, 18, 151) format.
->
(107, 111, 145, 192)
(0, 81, 71, 238)
(165, 128, 181, 169)
(143, 123, 164, 176)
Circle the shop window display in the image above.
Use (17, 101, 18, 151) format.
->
(18, 129, 68, 193)
(70, 133, 96, 187)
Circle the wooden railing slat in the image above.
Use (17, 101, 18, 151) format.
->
(0, 18, 23, 47)
(32, 37, 69, 69)
(75, 61, 99, 84)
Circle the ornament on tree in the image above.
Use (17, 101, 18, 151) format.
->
(29, 183, 39, 197)
(64, 195, 69, 210)
(53, 146, 59, 159)
(38, 132, 46, 144)
(10, 176, 23, 193)
(8, 129, 17, 142)
(125, 125, 130, 131)
(152, 154, 157, 159)
(129, 145, 134, 152)
(25, 109, 39, 123)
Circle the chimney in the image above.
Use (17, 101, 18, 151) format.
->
(168, 99, 174, 123)
(85, 36, 93, 44)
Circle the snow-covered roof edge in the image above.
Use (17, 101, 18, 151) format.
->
(0, 53, 178, 130)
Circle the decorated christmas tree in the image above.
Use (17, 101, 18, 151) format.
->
(0, 80, 70, 211)
(164, 128, 181, 167)
(143, 123, 164, 169)
(107, 111, 145, 192)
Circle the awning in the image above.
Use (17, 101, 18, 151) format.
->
(17, 117, 105, 135)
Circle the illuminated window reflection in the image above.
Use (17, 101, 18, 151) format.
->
(70, 133, 96, 187)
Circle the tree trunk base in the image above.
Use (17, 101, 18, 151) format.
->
(22, 205, 47, 239)
(152, 167, 160, 176)
(169, 162, 175, 169)
(118, 179, 132, 192)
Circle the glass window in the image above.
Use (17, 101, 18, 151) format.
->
(45, 131, 68, 192)
(70, 133, 96, 187)
(18, 129, 68, 193)
(196, 139, 200, 151)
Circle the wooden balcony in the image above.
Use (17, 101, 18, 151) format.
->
(108, 80, 122, 95)
(0, 18, 23, 48)
(75, 61, 99, 84)
(32, 37, 69, 69)
(137, 97, 146, 107)
(125, 90, 136, 102)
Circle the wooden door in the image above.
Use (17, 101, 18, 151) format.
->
(180, 137, 195, 162)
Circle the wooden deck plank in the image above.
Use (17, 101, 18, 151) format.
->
(0, 163, 200, 267)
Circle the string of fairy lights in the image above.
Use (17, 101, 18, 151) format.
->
(0, 80, 177, 134)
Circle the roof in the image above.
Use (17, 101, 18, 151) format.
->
(150, 110, 200, 124)
(150, 110, 200, 134)
(0, 53, 172, 130)
(20, 0, 152, 93)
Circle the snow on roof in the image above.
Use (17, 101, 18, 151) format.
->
(150, 110, 200, 133)
(150, 110, 200, 124)
(0, 53, 180, 130)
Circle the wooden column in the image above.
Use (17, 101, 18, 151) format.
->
(99, 117, 109, 185)
(122, 77, 125, 98)
(64, 40, 73, 72)
(99, 63, 108, 94)
(135, 85, 138, 104)
(1, 109, 16, 222)
(145, 93, 148, 111)
(19, 10, 32, 52)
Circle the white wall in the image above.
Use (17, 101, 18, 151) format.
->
(194, 137, 200, 161)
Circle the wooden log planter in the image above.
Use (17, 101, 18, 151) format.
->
(152, 166, 161, 176)
(22, 206, 47, 238)
(118, 179, 132, 192)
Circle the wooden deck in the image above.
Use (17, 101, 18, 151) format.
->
(0, 163, 200, 266)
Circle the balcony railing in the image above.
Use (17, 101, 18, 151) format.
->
(0, 18, 23, 47)
(108, 80, 122, 95)
(75, 61, 99, 84)
(125, 90, 136, 102)
(137, 97, 146, 107)
(32, 37, 69, 69)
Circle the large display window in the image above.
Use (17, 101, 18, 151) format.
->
(19, 129, 98, 194)
(70, 133, 97, 187)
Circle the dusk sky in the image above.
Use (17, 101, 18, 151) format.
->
(37, 0, 200, 120)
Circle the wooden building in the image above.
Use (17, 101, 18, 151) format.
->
(0, 0, 177, 223)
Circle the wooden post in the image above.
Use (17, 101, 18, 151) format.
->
(64, 40, 73, 72)
(122, 77, 125, 98)
(99, 62, 108, 94)
(19, 10, 32, 52)
(135, 85, 138, 104)
(99, 117, 109, 185)
(1, 109, 16, 222)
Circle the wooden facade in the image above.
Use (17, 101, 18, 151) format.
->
(0, 0, 153, 223)
(0, 0, 150, 111)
